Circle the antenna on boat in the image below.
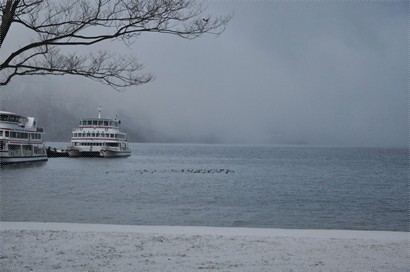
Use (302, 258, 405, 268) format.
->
(98, 106, 101, 118)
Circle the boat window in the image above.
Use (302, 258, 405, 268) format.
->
(86, 132, 91, 137)
(98, 121, 103, 126)
(0, 131, 2, 136)
(7, 116, 15, 122)
(93, 120, 97, 125)
(91, 133, 95, 137)
(5, 131, 9, 137)
(96, 132, 100, 137)
(104, 121, 108, 126)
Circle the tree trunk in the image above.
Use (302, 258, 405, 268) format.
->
(0, 0, 20, 48)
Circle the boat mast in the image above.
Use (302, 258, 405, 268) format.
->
(98, 106, 101, 119)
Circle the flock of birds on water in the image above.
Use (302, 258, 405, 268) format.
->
(105, 168, 235, 175)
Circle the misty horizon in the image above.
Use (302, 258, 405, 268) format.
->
(1, 1, 407, 148)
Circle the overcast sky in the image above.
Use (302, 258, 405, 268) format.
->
(1, 1, 407, 147)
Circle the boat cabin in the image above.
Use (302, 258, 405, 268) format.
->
(1, 112, 28, 126)
(79, 118, 120, 128)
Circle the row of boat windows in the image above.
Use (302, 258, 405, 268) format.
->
(73, 142, 120, 147)
(0, 130, 42, 139)
(73, 132, 125, 139)
(0, 143, 46, 155)
(80, 120, 119, 127)
(0, 115, 24, 123)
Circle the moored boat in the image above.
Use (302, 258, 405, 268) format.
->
(67, 108, 131, 158)
(46, 147, 69, 157)
(0, 111, 48, 164)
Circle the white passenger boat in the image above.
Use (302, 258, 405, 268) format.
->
(0, 111, 48, 164)
(67, 108, 131, 158)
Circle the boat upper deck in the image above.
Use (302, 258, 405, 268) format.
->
(78, 118, 120, 128)
(0, 111, 43, 133)
(1, 111, 28, 125)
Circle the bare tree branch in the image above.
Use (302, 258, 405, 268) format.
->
(0, 0, 232, 90)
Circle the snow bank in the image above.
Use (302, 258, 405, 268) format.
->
(2, 222, 409, 271)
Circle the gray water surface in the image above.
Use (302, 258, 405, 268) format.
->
(2, 143, 407, 231)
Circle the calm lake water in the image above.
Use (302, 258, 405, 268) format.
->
(2, 143, 408, 231)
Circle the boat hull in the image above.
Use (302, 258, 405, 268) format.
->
(67, 147, 130, 158)
(67, 149, 101, 157)
(100, 149, 131, 158)
(0, 155, 48, 164)
(47, 149, 69, 157)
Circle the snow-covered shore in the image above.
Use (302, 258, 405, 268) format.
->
(2, 222, 409, 271)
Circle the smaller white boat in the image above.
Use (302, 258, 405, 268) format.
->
(0, 111, 48, 164)
(67, 108, 131, 158)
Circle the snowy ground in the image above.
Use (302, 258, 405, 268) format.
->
(1, 222, 409, 271)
